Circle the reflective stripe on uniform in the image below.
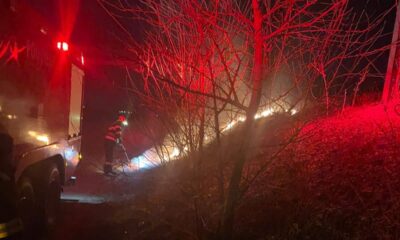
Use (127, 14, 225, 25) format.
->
(0, 218, 23, 239)
(105, 135, 116, 142)
(105, 121, 122, 142)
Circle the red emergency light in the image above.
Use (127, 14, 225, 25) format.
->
(57, 41, 69, 51)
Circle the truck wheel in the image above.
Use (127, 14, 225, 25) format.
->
(18, 164, 62, 237)
(41, 164, 61, 228)
(17, 176, 37, 236)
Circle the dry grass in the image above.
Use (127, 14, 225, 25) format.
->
(236, 102, 400, 239)
(57, 101, 400, 240)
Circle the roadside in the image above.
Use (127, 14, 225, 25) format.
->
(51, 102, 400, 240)
(52, 155, 143, 239)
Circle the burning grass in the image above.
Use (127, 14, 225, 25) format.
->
(62, 102, 400, 240)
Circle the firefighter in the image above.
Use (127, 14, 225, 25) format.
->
(0, 124, 23, 239)
(103, 114, 127, 175)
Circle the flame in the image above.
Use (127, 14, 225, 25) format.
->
(127, 105, 300, 171)
(170, 147, 180, 158)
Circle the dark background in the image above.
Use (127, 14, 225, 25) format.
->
(10, 0, 397, 160)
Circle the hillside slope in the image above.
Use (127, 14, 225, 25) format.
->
(54, 102, 400, 240)
(237, 102, 400, 239)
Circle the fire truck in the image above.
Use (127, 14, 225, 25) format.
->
(0, 0, 84, 236)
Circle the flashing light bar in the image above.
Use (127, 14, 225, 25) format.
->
(57, 41, 69, 51)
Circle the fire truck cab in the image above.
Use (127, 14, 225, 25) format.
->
(0, 0, 84, 236)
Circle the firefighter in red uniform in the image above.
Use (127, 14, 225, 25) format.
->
(103, 114, 127, 175)
(0, 124, 23, 239)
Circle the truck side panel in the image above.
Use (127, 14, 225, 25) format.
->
(0, 2, 85, 183)
(69, 64, 84, 137)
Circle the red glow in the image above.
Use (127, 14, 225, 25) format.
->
(7, 42, 26, 63)
(57, 41, 69, 51)
(58, 0, 80, 42)
(0, 42, 9, 59)
(62, 42, 69, 51)
(0, 40, 25, 63)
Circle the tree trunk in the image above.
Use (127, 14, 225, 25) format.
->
(382, 1, 400, 103)
(220, 1, 264, 239)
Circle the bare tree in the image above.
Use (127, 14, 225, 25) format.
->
(98, 0, 392, 238)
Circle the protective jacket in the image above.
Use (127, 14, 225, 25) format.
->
(104, 120, 123, 143)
